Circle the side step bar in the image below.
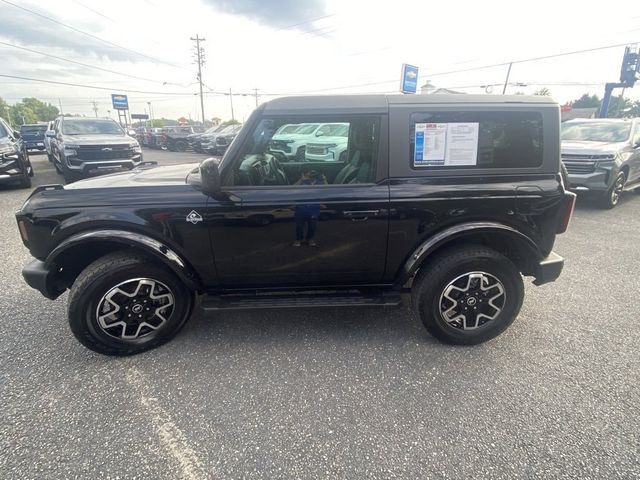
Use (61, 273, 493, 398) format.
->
(199, 292, 403, 312)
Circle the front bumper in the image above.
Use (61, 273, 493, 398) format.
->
(0, 160, 26, 184)
(22, 260, 65, 300)
(65, 155, 143, 173)
(533, 252, 564, 286)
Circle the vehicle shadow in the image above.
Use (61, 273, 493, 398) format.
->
(179, 301, 440, 349)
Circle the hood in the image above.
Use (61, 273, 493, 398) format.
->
(561, 140, 628, 156)
(64, 163, 199, 189)
(62, 134, 136, 145)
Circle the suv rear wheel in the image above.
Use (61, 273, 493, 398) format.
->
(412, 246, 524, 345)
(68, 251, 194, 355)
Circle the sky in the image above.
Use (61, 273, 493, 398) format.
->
(0, 0, 639, 122)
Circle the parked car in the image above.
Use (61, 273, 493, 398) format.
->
(47, 116, 143, 183)
(16, 94, 575, 355)
(145, 127, 164, 148)
(19, 123, 48, 152)
(0, 116, 33, 188)
(269, 123, 348, 161)
(304, 123, 350, 162)
(202, 124, 242, 155)
(163, 125, 204, 152)
(186, 125, 222, 153)
(44, 120, 55, 161)
(561, 118, 640, 208)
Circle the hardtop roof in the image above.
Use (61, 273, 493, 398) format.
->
(263, 94, 557, 112)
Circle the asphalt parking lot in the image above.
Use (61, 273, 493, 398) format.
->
(1, 150, 638, 479)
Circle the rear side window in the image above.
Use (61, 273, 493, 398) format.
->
(410, 111, 543, 169)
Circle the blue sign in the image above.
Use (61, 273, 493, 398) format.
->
(111, 94, 129, 110)
(400, 64, 419, 94)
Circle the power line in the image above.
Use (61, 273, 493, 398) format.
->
(0, 41, 179, 85)
(0, 74, 199, 95)
(289, 40, 640, 94)
(0, 0, 189, 71)
(273, 13, 336, 32)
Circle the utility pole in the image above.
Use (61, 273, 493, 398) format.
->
(253, 88, 259, 108)
(147, 102, 154, 126)
(229, 88, 235, 122)
(91, 101, 99, 117)
(58, 98, 64, 115)
(191, 34, 206, 124)
(502, 62, 513, 94)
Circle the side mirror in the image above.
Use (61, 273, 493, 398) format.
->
(200, 157, 222, 198)
(634, 139, 640, 149)
(45, 130, 56, 138)
(13, 131, 21, 139)
(315, 131, 324, 137)
(127, 129, 137, 137)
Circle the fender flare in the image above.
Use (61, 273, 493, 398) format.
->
(400, 221, 541, 283)
(45, 229, 201, 290)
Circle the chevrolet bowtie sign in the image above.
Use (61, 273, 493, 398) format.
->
(400, 64, 419, 94)
(111, 94, 129, 110)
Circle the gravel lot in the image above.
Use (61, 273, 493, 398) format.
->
(1, 149, 638, 479)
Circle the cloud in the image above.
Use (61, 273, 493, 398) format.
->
(0, 7, 141, 62)
(201, 0, 328, 29)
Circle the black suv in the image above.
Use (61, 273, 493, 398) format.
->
(19, 123, 48, 152)
(47, 116, 143, 183)
(16, 95, 575, 355)
(0, 116, 33, 188)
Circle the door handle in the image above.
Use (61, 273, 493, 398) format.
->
(344, 210, 380, 221)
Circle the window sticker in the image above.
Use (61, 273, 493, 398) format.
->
(414, 122, 479, 167)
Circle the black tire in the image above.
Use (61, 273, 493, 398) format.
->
(174, 140, 188, 152)
(411, 245, 524, 345)
(600, 171, 626, 209)
(62, 165, 82, 184)
(68, 251, 194, 355)
(560, 162, 569, 189)
(18, 173, 32, 188)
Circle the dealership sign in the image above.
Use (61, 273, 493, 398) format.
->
(111, 94, 129, 110)
(400, 64, 419, 94)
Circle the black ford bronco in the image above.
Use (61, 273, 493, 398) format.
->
(16, 95, 576, 355)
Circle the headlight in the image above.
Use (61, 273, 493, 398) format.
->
(595, 154, 616, 167)
(0, 145, 17, 156)
(131, 143, 141, 152)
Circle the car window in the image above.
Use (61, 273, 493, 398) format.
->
(0, 117, 11, 137)
(633, 123, 640, 146)
(226, 117, 379, 186)
(21, 125, 47, 133)
(409, 111, 543, 169)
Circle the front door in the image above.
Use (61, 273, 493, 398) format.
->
(207, 115, 389, 287)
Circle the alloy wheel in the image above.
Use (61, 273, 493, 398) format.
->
(439, 271, 506, 331)
(96, 278, 175, 340)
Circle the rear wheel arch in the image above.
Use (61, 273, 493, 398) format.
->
(403, 223, 541, 284)
(45, 232, 202, 293)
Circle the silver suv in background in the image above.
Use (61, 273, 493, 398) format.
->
(561, 118, 640, 208)
(47, 117, 143, 183)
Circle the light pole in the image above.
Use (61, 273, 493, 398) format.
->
(147, 102, 154, 126)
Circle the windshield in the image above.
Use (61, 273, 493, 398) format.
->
(294, 124, 320, 135)
(62, 119, 124, 135)
(561, 122, 632, 142)
(275, 124, 300, 134)
(0, 121, 7, 138)
(20, 125, 47, 133)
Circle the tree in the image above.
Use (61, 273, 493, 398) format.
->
(533, 87, 552, 96)
(0, 97, 59, 126)
(0, 97, 11, 124)
(221, 119, 240, 126)
(570, 93, 600, 108)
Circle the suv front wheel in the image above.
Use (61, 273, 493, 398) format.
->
(68, 251, 194, 355)
(600, 171, 626, 209)
(412, 246, 524, 345)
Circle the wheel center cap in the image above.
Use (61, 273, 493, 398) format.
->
(131, 304, 144, 314)
(466, 297, 477, 307)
